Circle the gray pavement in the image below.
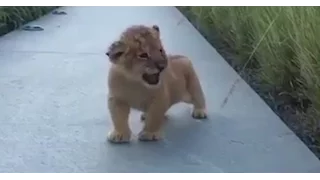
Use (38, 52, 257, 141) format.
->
(0, 6, 319, 173)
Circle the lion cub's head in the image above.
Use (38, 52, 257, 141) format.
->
(106, 25, 168, 87)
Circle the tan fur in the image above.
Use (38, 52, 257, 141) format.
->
(106, 25, 207, 143)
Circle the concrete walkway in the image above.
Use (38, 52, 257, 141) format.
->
(0, 6, 319, 173)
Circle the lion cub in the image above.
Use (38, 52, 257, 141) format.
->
(106, 24, 207, 143)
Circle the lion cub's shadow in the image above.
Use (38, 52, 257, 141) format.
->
(126, 103, 215, 145)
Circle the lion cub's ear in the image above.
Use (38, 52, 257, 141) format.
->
(106, 40, 126, 63)
(152, 25, 160, 32)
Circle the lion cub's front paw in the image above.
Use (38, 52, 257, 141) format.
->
(192, 108, 207, 119)
(138, 131, 162, 141)
(107, 130, 131, 144)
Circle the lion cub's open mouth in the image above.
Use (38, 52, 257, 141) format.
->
(142, 72, 160, 85)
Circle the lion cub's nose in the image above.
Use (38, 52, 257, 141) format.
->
(155, 61, 167, 72)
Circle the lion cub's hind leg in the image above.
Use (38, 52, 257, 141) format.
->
(186, 62, 208, 120)
(107, 97, 132, 143)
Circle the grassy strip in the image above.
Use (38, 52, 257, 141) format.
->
(0, 6, 58, 36)
(178, 6, 320, 158)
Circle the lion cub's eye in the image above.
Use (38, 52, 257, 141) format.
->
(139, 53, 149, 59)
(160, 49, 163, 53)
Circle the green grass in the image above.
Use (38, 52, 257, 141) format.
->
(178, 6, 320, 157)
(0, 6, 58, 35)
